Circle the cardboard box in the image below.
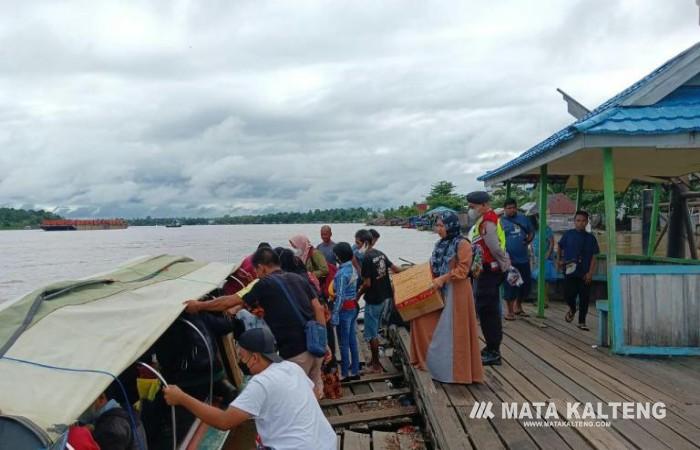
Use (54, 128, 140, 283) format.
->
(392, 263, 444, 321)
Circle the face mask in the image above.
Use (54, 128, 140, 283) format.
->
(238, 361, 251, 376)
(357, 244, 368, 255)
(468, 209, 480, 221)
(78, 407, 98, 425)
(293, 247, 303, 258)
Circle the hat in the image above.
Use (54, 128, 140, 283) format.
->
(238, 328, 283, 363)
(466, 191, 490, 205)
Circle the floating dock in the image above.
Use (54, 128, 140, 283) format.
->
(393, 303, 700, 450)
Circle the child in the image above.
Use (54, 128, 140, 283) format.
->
(558, 210, 600, 331)
(331, 242, 361, 381)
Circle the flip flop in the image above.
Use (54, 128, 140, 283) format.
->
(515, 311, 530, 317)
(565, 310, 575, 322)
(577, 323, 590, 331)
(504, 314, 516, 321)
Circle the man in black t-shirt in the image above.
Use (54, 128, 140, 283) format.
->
(356, 233, 403, 373)
(185, 247, 327, 397)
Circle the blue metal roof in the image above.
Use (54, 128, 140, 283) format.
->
(479, 44, 700, 182)
(575, 86, 700, 135)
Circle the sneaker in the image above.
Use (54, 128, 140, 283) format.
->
(482, 351, 502, 366)
(480, 347, 488, 356)
(577, 323, 590, 331)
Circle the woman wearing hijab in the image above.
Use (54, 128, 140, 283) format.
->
(275, 247, 321, 294)
(410, 211, 483, 384)
(290, 234, 329, 281)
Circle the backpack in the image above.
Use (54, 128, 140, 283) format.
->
(321, 262, 338, 299)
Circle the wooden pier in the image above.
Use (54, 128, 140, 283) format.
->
(394, 302, 700, 450)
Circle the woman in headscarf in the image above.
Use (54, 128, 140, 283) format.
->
(290, 234, 329, 281)
(410, 211, 483, 384)
(275, 247, 321, 294)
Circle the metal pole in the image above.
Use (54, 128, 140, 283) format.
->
(537, 165, 548, 319)
(602, 148, 617, 347)
(647, 185, 661, 257)
(576, 175, 584, 211)
(505, 181, 512, 201)
(179, 318, 214, 405)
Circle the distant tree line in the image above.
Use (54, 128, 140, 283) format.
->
(129, 207, 372, 226)
(0, 208, 63, 229)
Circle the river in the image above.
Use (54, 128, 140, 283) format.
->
(0, 223, 438, 303)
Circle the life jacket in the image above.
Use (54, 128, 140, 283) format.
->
(469, 210, 506, 266)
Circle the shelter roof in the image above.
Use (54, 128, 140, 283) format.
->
(479, 42, 700, 186)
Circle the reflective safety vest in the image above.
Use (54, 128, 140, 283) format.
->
(469, 210, 506, 266)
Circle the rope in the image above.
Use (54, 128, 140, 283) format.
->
(0, 356, 146, 450)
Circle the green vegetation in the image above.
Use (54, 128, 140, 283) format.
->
(425, 181, 466, 211)
(129, 208, 372, 226)
(0, 208, 63, 230)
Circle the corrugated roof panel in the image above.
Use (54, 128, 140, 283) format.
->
(584, 116, 700, 135)
(578, 87, 700, 134)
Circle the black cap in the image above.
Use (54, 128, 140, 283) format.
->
(238, 328, 283, 363)
(466, 191, 490, 205)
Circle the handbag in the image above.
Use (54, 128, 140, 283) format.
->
(270, 275, 328, 357)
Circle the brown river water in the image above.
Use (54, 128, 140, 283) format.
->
(0, 223, 438, 304)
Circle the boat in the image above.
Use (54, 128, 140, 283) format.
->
(41, 219, 128, 231)
(0, 255, 238, 450)
(165, 221, 182, 228)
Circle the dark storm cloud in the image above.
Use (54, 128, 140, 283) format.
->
(0, 0, 697, 217)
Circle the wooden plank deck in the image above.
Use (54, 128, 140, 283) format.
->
(395, 300, 700, 450)
(326, 324, 428, 449)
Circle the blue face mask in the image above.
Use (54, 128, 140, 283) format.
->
(78, 406, 99, 425)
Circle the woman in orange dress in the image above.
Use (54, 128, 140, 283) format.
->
(410, 211, 483, 384)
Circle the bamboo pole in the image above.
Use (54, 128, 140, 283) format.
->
(646, 184, 661, 257)
(537, 165, 548, 319)
(602, 148, 617, 347)
(576, 175, 584, 211)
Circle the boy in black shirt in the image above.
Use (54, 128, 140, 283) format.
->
(558, 210, 600, 331)
(357, 233, 403, 373)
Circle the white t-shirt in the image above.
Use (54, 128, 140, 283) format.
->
(231, 360, 337, 450)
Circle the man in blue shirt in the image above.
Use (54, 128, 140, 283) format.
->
(500, 198, 533, 320)
(558, 210, 600, 330)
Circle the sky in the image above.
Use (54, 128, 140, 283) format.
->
(0, 0, 698, 218)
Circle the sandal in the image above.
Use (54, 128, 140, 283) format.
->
(577, 323, 590, 331)
(565, 310, 575, 323)
(504, 314, 516, 321)
(515, 310, 530, 317)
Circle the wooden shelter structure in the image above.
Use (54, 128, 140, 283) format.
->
(479, 42, 700, 355)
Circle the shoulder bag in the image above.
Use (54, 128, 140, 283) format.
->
(270, 275, 327, 357)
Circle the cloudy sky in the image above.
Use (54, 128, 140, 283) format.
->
(0, 0, 698, 218)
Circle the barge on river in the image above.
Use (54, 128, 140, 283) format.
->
(41, 219, 128, 231)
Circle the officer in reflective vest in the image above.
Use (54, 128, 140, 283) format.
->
(466, 191, 511, 366)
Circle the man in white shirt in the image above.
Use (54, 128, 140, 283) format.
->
(163, 327, 337, 450)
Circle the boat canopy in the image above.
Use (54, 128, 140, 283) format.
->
(0, 255, 233, 447)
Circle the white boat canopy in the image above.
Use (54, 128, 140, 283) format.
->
(0, 255, 233, 447)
